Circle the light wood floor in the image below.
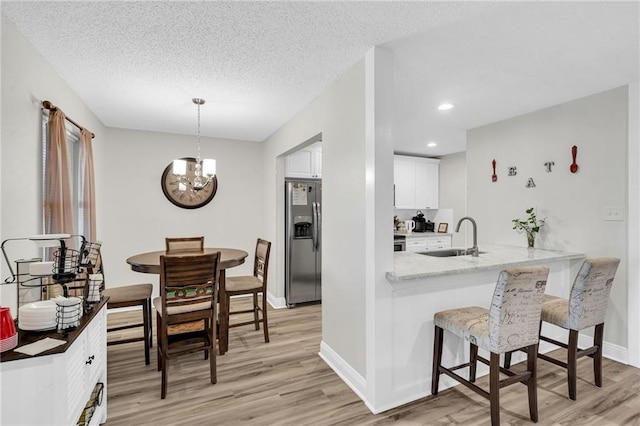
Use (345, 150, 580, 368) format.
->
(106, 299, 640, 425)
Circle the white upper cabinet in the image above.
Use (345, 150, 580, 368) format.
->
(394, 155, 439, 209)
(285, 142, 322, 179)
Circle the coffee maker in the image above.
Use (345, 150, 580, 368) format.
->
(412, 211, 435, 232)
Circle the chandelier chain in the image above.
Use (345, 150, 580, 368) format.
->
(196, 101, 201, 164)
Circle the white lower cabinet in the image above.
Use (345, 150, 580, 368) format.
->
(406, 237, 427, 252)
(426, 235, 452, 251)
(405, 235, 452, 252)
(0, 302, 107, 426)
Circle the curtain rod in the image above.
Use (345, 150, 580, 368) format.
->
(42, 100, 95, 139)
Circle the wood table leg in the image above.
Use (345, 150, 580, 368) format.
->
(219, 269, 228, 355)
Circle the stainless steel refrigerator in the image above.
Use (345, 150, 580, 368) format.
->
(285, 179, 321, 307)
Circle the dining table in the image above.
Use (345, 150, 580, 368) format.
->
(126, 247, 249, 355)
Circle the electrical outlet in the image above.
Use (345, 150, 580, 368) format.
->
(603, 206, 624, 221)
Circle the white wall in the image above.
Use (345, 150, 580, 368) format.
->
(262, 60, 368, 376)
(627, 81, 640, 367)
(96, 128, 262, 294)
(364, 46, 396, 411)
(1, 16, 106, 312)
(467, 86, 629, 347)
(1, 15, 263, 310)
(438, 152, 467, 247)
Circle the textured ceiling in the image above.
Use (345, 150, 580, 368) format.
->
(388, 1, 640, 156)
(2, 1, 639, 156)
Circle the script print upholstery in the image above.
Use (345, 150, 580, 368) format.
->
(434, 266, 549, 354)
(541, 257, 620, 331)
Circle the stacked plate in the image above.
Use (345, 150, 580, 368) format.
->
(18, 300, 58, 331)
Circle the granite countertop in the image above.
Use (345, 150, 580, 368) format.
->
(388, 244, 584, 282)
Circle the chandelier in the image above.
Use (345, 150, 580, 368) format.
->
(172, 98, 216, 191)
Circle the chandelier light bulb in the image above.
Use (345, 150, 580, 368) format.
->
(172, 159, 187, 175)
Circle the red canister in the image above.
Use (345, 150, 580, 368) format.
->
(0, 306, 18, 352)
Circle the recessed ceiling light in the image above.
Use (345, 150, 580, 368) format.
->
(427, 142, 437, 147)
(438, 103, 454, 110)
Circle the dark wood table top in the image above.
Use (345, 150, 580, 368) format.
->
(126, 248, 248, 274)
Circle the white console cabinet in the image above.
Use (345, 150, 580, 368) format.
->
(0, 300, 107, 426)
(394, 155, 439, 209)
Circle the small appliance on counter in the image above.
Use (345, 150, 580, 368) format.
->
(412, 211, 425, 231)
(412, 211, 435, 232)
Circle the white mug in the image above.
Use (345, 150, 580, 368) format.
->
(404, 220, 415, 232)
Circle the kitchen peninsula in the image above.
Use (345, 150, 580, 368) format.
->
(381, 244, 584, 409)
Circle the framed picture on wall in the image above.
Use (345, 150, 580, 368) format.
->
(438, 223, 448, 233)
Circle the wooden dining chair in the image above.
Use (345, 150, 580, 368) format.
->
(432, 266, 549, 425)
(505, 257, 620, 400)
(165, 236, 204, 254)
(92, 252, 153, 365)
(152, 252, 221, 399)
(226, 238, 272, 345)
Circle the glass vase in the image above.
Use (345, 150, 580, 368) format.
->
(527, 232, 535, 248)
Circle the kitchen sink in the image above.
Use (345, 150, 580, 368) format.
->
(419, 248, 486, 257)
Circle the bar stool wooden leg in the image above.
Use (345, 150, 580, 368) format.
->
(527, 344, 539, 422)
(431, 325, 443, 395)
(469, 343, 478, 382)
(568, 329, 579, 400)
(504, 351, 512, 369)
(489, 353, 500, 425)
(593, 323, 604, 387)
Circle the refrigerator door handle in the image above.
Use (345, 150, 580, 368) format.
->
(313, 202, 321, 250)
(311, 202, 317, 250)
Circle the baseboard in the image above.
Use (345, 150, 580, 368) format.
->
(318, 341, 368, 403)
(267, 292, 287, 309)
(317, 332, 629, 416)
(581, 334, 628, 364)
(225, 292, 286, 310)
(507, 328, 629, 365)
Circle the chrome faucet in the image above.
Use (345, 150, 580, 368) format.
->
(455, 216, 479, 257)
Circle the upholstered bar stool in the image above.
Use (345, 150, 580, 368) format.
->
(91, 252, 153, 365)
(432, 266, 549, 426)
(506, 257, 620, 401)
(103, 283, 153, 365)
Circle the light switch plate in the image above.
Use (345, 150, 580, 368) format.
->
(603, 206, 624, 221)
